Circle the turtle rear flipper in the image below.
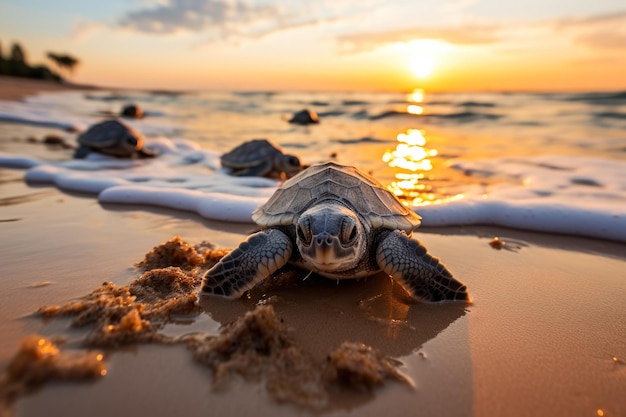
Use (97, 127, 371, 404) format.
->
(376, 230, 470, 303)
(201, 228, 293, 298)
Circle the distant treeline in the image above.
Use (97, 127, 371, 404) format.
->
(0, 40, 80, 82)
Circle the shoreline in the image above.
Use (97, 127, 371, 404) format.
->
(4, 75, 624, 101)
(0, 76, 98, 101)
(1, 79, 625, 417)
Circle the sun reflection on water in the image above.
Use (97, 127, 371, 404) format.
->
(383, 128, 463, 206)
(407, 104, 423, 115)
(407, 88, 424, 103)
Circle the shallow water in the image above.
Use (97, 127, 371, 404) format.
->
(1, 88, 625, 241)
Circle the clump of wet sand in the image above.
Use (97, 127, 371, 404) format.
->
(186, 304, 411, 410)
(186, 304, 328, 408)
(5, 236, 411, 413)
(0, 335, 106, 416)
(130, 267, 198, 302)
(36, 237, 228, 347)
(36, 268, 201, 348)
(327, 341, 411, 389)
(135, 236, 227, 272)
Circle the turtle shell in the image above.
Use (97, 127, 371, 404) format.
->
(252, 162, 421, 233)
(78, 119, 143, 150)
(221, 139, 283, 169)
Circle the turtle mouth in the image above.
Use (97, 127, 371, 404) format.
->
(299, 237, 358, 272)
(306, 256, 351, 272)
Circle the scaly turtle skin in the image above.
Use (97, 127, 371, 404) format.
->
(201, 162, 469, 303)
(221, 139, 303, 179)
(74, 119, 155, 159)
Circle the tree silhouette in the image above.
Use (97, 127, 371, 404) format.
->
(0, 40, 63, 80)
(10, 43, 26, 63)
(0, 41, 5, 74)
(9, 43, 28, 76)
(46, 52, 80, 76)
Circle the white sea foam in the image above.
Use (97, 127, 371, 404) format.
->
(2, 147, 625, 242)
(0, 137, 278, 223)
(417, 155, 626, 242)
(0, 92, 184, 136)
(0, 98, 83, 130)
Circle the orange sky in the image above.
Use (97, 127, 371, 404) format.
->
(1, 1, 625, 92)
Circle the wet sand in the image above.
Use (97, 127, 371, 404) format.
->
(1, 78, 625, 417)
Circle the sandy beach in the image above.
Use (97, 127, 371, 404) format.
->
(0, 76, 96, 102)
(1, 76, 625, 417)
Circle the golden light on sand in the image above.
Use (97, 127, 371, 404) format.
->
(37, 337, 60, 357)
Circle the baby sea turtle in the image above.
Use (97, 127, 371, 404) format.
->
(288, 109, 319, 125)
(201, 161, 469, 303)
(74, 119, 155, 159)
(221, 139, 303, 179)
(121, 103, 144, 119)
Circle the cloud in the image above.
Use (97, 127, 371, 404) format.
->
(337, 25, 500, 52)
(114, 0, 357, 42)
(335, 9, 626, 53)
(117, 0, 280, 37)
(551, 10, 626, 29)
(113, 1, 626, 54)
(551, 10, 626, 50)
(575, 30, 626, 50)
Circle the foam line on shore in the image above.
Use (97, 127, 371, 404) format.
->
(417, 199, 625, 242)
(2, 148, 626, 242)
(417, 155, 626, 242)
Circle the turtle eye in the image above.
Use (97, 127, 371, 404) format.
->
(341, 219, 358, 244)
(287, 156, 300, 167)
(297, 219, 312, 245)
(126, 136, 138, 147)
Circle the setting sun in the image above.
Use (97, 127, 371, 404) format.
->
(411, 57, 435, 78)
(406, 39, 450, 79)
(410, 56, 436, 78)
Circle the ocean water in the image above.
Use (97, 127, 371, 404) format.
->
(1, 88, 625, 242)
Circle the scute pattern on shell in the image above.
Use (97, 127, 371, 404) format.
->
(221, 139, 283, 169)
(78, 120, 140, 149)
(252, 162, 421, 233)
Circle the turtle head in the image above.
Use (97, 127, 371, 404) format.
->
(295, 203, 366, 273)
(275, 154, 302, 178)
(124, 133, 143, 151)
(107, 132, 143, 158)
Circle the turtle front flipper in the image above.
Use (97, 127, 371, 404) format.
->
(73, 145, 91, 159)
(376, 230, 470, 303)
(234, 160, 273, 177)
(201, 228, 293, 298)
(137, 147, 157, 158)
